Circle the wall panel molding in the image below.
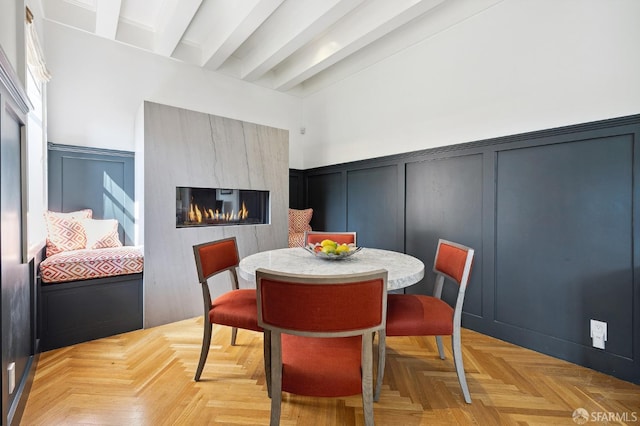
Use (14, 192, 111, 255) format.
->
(48, 143, 136, 245)
(48, 142, 134, 158)
(299, 114, 640, 384)
(0, 45, 30, 115)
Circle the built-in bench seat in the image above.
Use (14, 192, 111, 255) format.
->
(38, 210, 144, 351)
(40, 246, 143, 283)
(39, 273, 143, 351)
(39, 246, 144, 351)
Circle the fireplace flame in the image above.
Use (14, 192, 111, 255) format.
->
(188, 201, 249, 224)
(189, 203, 203, 223)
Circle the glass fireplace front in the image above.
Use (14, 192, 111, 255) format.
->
(176, 187, 269, 227)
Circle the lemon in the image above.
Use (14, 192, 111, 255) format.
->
(335, 244, 350, 254)
(320, 239, 337, 248)
(321, 245, 336, 254)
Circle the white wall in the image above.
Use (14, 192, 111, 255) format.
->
(1, 0, 49, 257)
(42, 0, 640, 171)
(0, 0, 18, 70)
(301, 0, 640, 169)
(0, 0, 35, 88)
(43, 20, 305, 168)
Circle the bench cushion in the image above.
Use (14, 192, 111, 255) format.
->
(40, 246, 144, 284)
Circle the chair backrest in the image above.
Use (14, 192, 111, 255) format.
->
(432, 239, 474, 321)
(304, 231, 357, 246)
(256, 269, 387, 337)
(193, 237, 240, 284)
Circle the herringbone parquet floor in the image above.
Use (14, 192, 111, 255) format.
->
(20, 317, 640, 425)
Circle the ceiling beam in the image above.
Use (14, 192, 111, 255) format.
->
(240, 0, 365, 81)
(155, 0, 203, 57)
(298, 0, 503, 96)
(95, 0, 122, 39)
(273, 0, 444, 91)
(201, 0, 284, 70)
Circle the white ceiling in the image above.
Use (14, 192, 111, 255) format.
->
(41, 0, 502, 97)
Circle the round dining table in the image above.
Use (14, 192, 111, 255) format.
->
(238, 247, 425, 291)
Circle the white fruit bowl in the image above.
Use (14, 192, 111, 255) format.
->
(304, 244, 362, 260)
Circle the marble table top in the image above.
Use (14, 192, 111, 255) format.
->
(238, 247, 425, 291)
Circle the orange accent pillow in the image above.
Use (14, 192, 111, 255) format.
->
(44, 209, 93, 257)
(288, 208, 312, 232)
(79, 218, 123, 249)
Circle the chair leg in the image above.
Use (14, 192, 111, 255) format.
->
(263, 330, 272, 398)
(435, 335, 446, 359)
(270, 393, 281, 426)
(374, 330, 385, 402)
(270, 333, 282, 426)
(195, 321, 213, 381)
(362, 332, 375, 426)
(451, 332, 471, 403)
(231, 326, 238, 346)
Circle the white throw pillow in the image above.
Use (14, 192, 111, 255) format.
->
(79, 218, 123, 249)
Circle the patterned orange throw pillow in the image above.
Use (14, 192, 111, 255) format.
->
(289, 208, 313, 232)
(44, 209, 93, 257)
(79, 218, 123, 249)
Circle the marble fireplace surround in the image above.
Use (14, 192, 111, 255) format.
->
(139, 102, 289, 328)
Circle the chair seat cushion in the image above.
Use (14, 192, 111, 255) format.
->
(386, 294, 454, 336)
(281, 335, 362, 397)
(210, 289, 262, 331)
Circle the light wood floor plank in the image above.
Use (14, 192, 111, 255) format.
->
(21, 317, 640, 425)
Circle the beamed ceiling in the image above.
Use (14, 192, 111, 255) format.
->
(42, 0, 502, 96)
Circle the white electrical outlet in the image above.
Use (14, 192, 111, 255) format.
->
(8, 362, 15, 394)
(590, 319, 607, 350)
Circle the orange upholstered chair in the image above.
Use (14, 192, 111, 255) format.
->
(383, 239, 475, 403)
(304, 231, 357, 246)
(256, 269, 387, 426)
(192, 237, 262, 381)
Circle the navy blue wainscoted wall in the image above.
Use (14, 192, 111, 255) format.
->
(295, 114, 640, 384)
(48, 143, 135, 245)
(289, 169, 305, 210)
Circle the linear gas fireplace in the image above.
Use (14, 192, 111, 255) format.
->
(176, 187, 269, 228)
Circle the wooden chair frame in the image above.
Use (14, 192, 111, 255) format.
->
(192, 237, 259, 381)
(379, 239, 474, 403)
(434, 239, 474, 403)
(257, 268, 387, 426)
